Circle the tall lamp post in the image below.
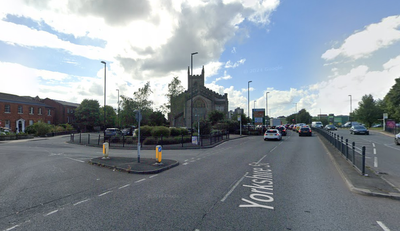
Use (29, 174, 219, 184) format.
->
(266, 91, 269, 125)
(190, 52, 198, 135)
(116, 89, 120, 128)
(101, 61, 106, 140)
(348, 95, 352, 122)
(248, 81, 252, 126)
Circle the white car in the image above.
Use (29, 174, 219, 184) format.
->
(264, 129, 282, 141)
(395, 133, 400, 145)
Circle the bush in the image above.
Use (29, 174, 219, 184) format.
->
(169, 127, 181, 136)
(151, 126, 170, 137)
(179, 128, 189, 136)
(139, 125, 153, 137)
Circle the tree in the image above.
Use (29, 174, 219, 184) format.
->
(74, 99, 101, 131)
(383, 78, 400, 121)
(149, 111, 167, 126)
(208, 110, 225, 125)
(165, 77, 185, 112)
(296, 109, 312, 124)
(353, 94, 382, 127)
(100, 105, 117, 128)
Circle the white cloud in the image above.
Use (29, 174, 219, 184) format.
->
(225, 59, 246, 68)
(322, 15, 400, 61)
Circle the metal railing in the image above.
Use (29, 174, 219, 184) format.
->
(69, 132, 230, 150)
(314, 128, 366, 175)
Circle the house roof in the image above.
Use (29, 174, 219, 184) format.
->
(52, 99, 80, 107)
(0, 92, 51, 107)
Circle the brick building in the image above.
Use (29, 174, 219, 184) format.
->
(0, 92, 54, 133)
(42, 98, 79, 125)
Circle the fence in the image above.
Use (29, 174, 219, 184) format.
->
(69, 132, 230, 150)
(314, 128, 366, 175)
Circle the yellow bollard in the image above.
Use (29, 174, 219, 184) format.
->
(156, 145, 162, 163)
(102, 142, 110, 159)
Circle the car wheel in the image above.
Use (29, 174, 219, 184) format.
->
(395, 139, 400, 145)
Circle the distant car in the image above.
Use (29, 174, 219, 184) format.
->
(105, 128, 122, 137)
(395, 133, 400, 145)
(264, 129, 282, 141)
(350, 125, 369, 135)
(299, 126, 312, 136)
(276, 125, 287, 136)
(372, 124, 382, 128)
(324, 125, 337, 131)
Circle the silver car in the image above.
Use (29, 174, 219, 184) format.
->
(395, 133, 400, 145)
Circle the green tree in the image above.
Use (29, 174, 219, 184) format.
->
(353, 94, 382, 127)
(208, 110, 225, 125)
(296, 109, 312, 124)
(100, 105, 117, 128)
(164, 77, 185, 114)
(74, 99, 101, 131)
(149, 111, 167, 126)
(383, 78, 400, 121)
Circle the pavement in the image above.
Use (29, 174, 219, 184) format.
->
(317, 132, 400, 200)
(88, 132, 400, 200)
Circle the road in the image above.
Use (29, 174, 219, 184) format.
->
(1, 132, 399, 230)
(326, 128, 400, 191)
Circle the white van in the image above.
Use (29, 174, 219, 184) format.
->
(311, 121, 323, 128)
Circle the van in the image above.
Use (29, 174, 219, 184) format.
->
(311, 121, 323, 128)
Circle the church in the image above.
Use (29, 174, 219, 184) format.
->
(169, 66, 229, 128)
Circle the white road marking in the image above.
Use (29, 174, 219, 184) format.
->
(135, 179, 146, 183)
(374, 157, 378, 168)
(98, 191, 112, 197)
(5, 225, 19, 231)
(44, 210, 58, 216)
(377, 221, 391, 231)
(118, 184, 130, 189)
(182, 162, 189, 165)
(256, 155, 268, 165)
(221, 172, 249, 202)
(65, 157, 85, 163)
(149, 174, 158, 178)
(73, 199, 90, 206)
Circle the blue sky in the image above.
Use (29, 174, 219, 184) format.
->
(1, 0, 400, 119)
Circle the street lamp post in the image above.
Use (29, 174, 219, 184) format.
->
(348, 95, 352, 122)
(116, 89, 119, 129)
(266, 91, 269, 125)
(248, 81, 252, 128)
(190, 52, 198, 135)
(101, 61, 106, 140)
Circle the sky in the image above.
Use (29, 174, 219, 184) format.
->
(1, 0, 400, 119)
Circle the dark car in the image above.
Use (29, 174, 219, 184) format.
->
(350, 125, 369, 135)
(324, 124, 337, 131)
(299, 126, 312, 136)
(105, 128, 122, 137)
(276, 125, 287, 136)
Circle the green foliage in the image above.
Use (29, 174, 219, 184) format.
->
(149, 111, 167, 126)
(208, 110, 225, 125)
(139, 125, 153, 137)
(353, 94, 383, 127)
(74, 99, 101, 130)
(27, 121, 52, 136)
(383, 78, 400, 121)
(100, 105, 117, 128)
(151, 126, 170, 137)
(194, 119, 212, 135)
(169, 127, 181, 136)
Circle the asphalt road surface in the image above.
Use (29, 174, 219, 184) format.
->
(1, 132, 400, 230)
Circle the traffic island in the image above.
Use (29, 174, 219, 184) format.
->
(89, 157, 179, 174)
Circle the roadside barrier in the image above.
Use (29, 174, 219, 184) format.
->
(69, 132, 230, 150)
(314, 128, 366, 176)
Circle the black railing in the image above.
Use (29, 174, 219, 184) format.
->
(314, 128, 366, 175)
(69, 132, 230, 150)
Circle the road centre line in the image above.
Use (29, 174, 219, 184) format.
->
(98, 191, 112, 197)
(135, 179, 146, 183)
(256, 155, 268, 165)
(221, 172, 249, 202)
(118, 184, 130, 189)
(44, 210, 58, 216)
(377, 221, 391, 231)
(73, 199, 90, 206)
(149, 174, 158, 178)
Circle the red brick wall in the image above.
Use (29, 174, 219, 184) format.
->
(0, 102, 54, 132)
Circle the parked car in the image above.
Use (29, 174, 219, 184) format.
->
(264, 129, 282, 141)
(105, 128, 122, 137)
(299, 126, 312, 136)
(324, 125, 337, 131)
(350, 125, 369, 135)
(276, 125, 287, 136)
(395, 133, 400, 145)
